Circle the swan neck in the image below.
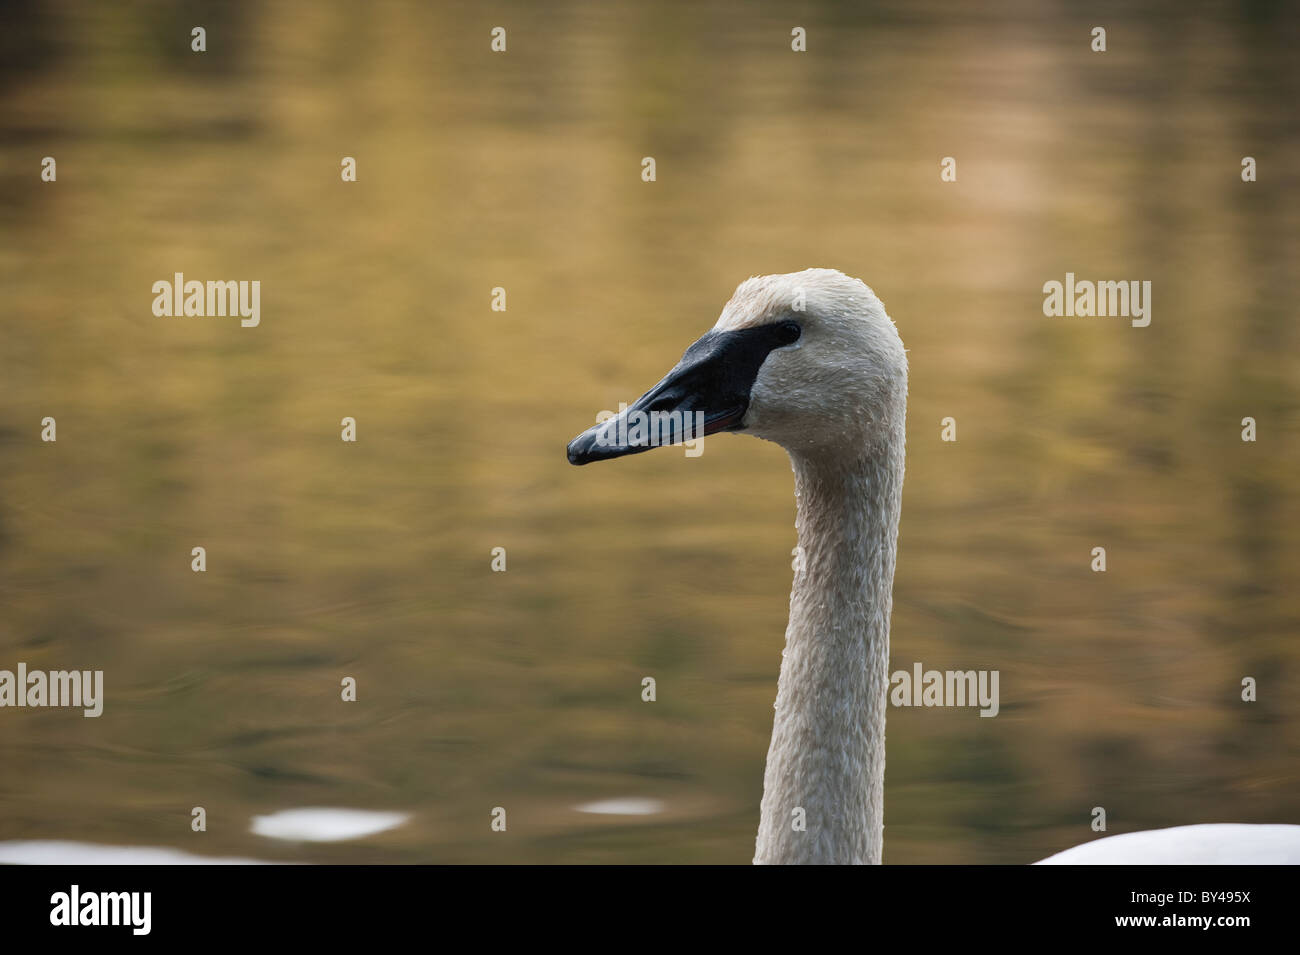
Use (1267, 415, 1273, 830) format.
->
(754, 441, 904, 864)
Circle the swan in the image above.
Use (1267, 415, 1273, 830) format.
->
(566, 268, 1300, 865)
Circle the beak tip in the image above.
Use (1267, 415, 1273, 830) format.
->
(566, 436, 590, 466)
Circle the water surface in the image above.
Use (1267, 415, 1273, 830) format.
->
(1, 0, 1297, 863)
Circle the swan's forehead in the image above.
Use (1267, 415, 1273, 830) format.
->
(711, 269, 874, 332)
(712, 277, 799, 332)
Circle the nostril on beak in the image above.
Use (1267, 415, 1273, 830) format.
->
(642, 390, 687, 415)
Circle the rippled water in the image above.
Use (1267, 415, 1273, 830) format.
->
(0, 0, 1297, 863)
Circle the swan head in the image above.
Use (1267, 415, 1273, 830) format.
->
(566, 268, 906, 463)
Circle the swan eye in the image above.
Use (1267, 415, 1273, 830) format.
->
(775, 320, 801, 345)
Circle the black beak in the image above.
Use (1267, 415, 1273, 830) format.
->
(566, 323, 798, 465)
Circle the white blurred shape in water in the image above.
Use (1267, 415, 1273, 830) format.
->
(0, 841, 272, 865)
(575, 798, 665, 816)
(1035, 823, 1300, 864)
(249, 807, 409, 842)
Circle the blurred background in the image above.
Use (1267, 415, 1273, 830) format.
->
(0, 0, 1297, 863)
